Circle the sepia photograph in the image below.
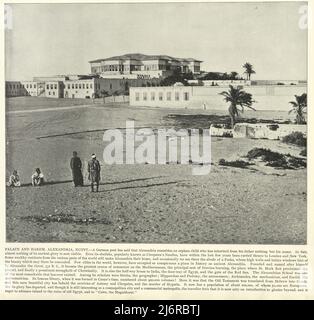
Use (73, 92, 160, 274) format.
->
(5, 1, 307, 244)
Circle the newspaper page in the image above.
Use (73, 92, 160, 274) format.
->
(0, 0, 313, 301)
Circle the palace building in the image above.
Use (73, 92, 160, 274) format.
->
(89, 53, 202, 79)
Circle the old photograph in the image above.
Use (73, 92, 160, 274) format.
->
(5, 1, 307, 244)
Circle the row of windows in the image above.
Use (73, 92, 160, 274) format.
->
(103, 65, 124, 72)
(47, 84, 58, 90)
(65, 90, 90, 95)
(66, 83, 94, 90)
(24, 83, 36, 89)
(6, 83, 36, 89)
(47, 91, 57, 96)
(135, 91, 189, 102)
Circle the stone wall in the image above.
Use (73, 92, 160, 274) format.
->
(130, 84, 307, 111)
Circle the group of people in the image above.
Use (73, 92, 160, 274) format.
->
(8, 152, 101, 193)
(8, 168, 44, 187)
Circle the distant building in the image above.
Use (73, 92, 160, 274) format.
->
(89, 53, 202, 79)
(21, 81, 45, 96)
(5, 81, 24, 97)
(5, 81, 45, 97)
(64, 78, 97, 99)
(45, 81, 64, 98)
(63, 77, 160, 99)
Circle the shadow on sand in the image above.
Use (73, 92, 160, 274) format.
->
(7, 176, 167, 189)
(99, 180, 184, 193)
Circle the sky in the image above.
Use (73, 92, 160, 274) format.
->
(5, 1, 308, 81)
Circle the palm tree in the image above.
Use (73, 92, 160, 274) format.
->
(242, 62, 256, 80)
(220, 85, 256, 128)
(289, 93, 307, 124)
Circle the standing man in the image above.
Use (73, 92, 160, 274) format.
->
(88, 153, 101, 192)
(70, 151, 83, 187)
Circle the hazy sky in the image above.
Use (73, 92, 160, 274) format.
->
(5, 1, 307, 81)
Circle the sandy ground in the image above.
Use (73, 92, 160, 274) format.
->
(5, 97, 306, 244)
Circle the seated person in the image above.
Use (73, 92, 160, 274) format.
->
(31, 168, 44, 186)
(8, 170, 21, 187)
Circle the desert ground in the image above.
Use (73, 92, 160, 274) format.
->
(5, 97, 306, 243)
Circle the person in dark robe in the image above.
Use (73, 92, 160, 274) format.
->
(70, 151, 83, 187)
(87, 153, 101, 192)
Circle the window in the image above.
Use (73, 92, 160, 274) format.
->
(184, 92, 189, 101)
(83, 83, 85, 89)
(54, 84, 57, 90)
(53, 91, 55, 95)
(79, 84, 82, 89)
(151, 92, 155, 101)
(68, 84, 70, 89)
(46, 84, 49, 89)
(50, 84, 53, 89)
(49, 92, 51, 95)
(143, 92, 147, 101)
(34, 84, 36, 88)
(86, 84, 89, 89)
(175, 92, 180, 101)
(90, 84, 93, 89)
(110, 83, 112, 90)
(135, 92, 140, 101)
(75, 84, 78, 89)
(30, 84, 32, 89)
(159, 92, 163, 101)
(72, 84, 74, 89)
(167, 92, 171, 101)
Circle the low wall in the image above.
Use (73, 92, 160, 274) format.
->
(210, 123, 307, 140)
(130, 84, 307, 111)
(233, 123, 307, 139)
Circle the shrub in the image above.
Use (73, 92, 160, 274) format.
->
(218, 159, 252, 168)
(300, 148, 307, 157)
(282, 132, 306, 147)
(246, 147, 306, 169)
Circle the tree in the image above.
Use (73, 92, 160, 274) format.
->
(230, 71, 238, 80)
(289, 93, 307, 124)
(242, 62, 256, 80)
(160, 69, 191, 86)
(220, 85, 256, 128)
(112, 90, 120, 102)
(124, 81, 129, 94)
(100, 89, 109, 104)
